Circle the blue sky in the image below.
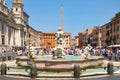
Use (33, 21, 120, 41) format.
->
(6, 0, 120, 37)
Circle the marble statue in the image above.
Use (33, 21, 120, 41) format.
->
(55, 27, 64, 48)
(53, 27, 65, 59)
(83, 44, 92, 59)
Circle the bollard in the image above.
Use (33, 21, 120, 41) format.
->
(2, 56, 6, 61)
(109, 56, 112, 61)
(16, 58, 20, 64)
(1, 63, 7, 75)
(30, 64, 37, 78)
(74, 64, 80, 78)
(8, 56, 11, 60)
(107, 62, 113, 75)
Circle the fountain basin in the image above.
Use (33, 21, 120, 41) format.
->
(16, 55, 104, 72)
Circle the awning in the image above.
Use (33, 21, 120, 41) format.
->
(108, 45, 120, 47)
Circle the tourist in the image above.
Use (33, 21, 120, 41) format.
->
(63, 48, 68, 55)
(106, 48, 112, 60)
(12, 48, 16, 59)
(93, 48, 97, 56)
(16, 48, 23, 56)
(69, 48, 75, 55)
(24, 49, 28, 56)
(101, 48, 107, 57)
(116, 48, 120, 60)
(1, 48, 6, 56)
(96, 48, 101, 56)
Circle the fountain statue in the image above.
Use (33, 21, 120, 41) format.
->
(53, 27, 65, 58)
(26, 28, 35, 66)
(83, 44, 92, 59)
(56, 27, 64, 48)
(74, 44, 92, 59)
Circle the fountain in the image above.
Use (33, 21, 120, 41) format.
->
(2, 27, 105, 78)
(13, 43, 104, 78)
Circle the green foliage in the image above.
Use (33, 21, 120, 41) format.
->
(87, 37, 91, 44)
(111, 12, 120, 21)
(115, 12, 120, 18)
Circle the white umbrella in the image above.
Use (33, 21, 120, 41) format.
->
(108, 45, 120, 47)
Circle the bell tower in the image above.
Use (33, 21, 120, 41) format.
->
(12, 0, 23, 24)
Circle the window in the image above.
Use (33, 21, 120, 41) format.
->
(114, 22, 116, 26)
(110, 28, 112, 33)
(106, 25, 109, 29)
(113, 35, 116, 40)
(117, 25, 119, 31)
(117, 34, 119, 39)
(16, 8, 18, 11)
(1, 35, 5, 45)
(110, 23, 112, 27)
(114, 26, 116, 32)
(106, 31, 109, 36)
(117, 20, 119, 24)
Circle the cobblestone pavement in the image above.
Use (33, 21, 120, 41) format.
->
(0, 76, 29, 80)
(0, 75, 120, 80)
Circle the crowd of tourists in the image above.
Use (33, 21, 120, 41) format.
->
(1, 46, 120, 61)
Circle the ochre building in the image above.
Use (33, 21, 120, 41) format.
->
(43, 32, 56, 48)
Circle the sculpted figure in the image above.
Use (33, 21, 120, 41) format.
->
(56, 27, 64, 46)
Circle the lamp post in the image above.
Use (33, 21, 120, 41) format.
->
(85, 29, 88, 46)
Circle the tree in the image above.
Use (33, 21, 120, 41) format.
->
(111, 12, 120, 21)
(87, 37, 91, 44)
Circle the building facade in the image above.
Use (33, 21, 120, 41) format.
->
(43, 32, 56, 48)
(101, 17, 120, 46)
(77, 27, 101, 47)
(76, 14, 120, 47)
(0, 0, 27, 50)
(84, 28, 95, 46)
(78, 32, 84, 47)
(38, 31, 44, 48)
(63, 32, 71, 48)
(90, 27, 102, 47)
(74, 36, 79, 47)
(101, 24, 107, 46)
(0, 0, 43, 51)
